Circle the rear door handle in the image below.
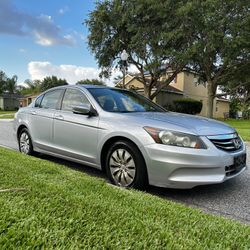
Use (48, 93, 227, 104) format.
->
(31, 111, 37, 115)
(54, 114, 64, 120)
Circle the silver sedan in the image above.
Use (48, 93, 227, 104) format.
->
(14, 85, 247, 189)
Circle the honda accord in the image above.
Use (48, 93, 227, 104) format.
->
(14, 85, 247, 189)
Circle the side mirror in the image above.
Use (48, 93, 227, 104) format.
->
(72, 104, 97, 116)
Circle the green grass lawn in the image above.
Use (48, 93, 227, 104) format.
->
(222, 119, 250, 141)
(0, 114, 14, 119)
(0, 148, 249, 249)
(0, 110, 17, 115)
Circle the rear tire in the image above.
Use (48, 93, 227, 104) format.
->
(18, 128, 34, 155)
(106, 140, 148, 190)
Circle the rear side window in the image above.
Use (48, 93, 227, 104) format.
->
(40, 89, 63, 109)
(34, 95, 44, 108)
(61, 89, 90, 111)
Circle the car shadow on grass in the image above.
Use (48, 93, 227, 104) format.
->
(37, 152, 238, 197)
(37, 153, 107, 180)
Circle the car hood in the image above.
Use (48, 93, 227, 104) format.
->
(124, 112, 235, 136)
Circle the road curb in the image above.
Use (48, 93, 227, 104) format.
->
(0, 144, 17, 151)
(0, 119, 14, 122)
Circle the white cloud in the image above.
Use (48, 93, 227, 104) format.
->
(58, 6, 69, 15)
(28, 61, 102, 84)
(19, 48, 26, 53)
(0, 1, 75, 47)
(27, 62, 139, 86)
(34, 31, 54, 46)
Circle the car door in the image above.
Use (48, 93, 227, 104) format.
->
(53, 88, 99, 165)
(28, 88, 64, 150)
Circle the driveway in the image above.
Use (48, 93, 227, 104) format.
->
(0, 119, 249, 224)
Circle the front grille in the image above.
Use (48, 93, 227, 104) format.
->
(207, 133, 242, 152)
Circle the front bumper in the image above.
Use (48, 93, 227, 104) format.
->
(143, 137, 247, 189)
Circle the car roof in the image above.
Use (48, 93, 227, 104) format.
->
(77, 84, 110, 89)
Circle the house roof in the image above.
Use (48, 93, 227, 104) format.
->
(19, 93, 40, 100)
(0, 93, 23, 98)
(163, 85, 183, 94)
(143, 79, 183, 94)
(115, 74, 183, 94)
(115, 74, 135, 86)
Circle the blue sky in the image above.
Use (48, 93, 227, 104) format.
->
(0, 0, 108, 84)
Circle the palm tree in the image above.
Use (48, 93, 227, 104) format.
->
(0, 70, 8, 94)
(5, 75, 18, 94)
(23, 79, 41, 94)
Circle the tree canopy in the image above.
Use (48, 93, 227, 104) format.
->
(181, 0, 250, 117)
(87, 0, 250, 117)
(76, 79, 106, 86)
(40, 76, 68, 92)
(0, 70, 18, 94)
(21, 79, 42, 95)
(86, 0, 195, 99)
(20, 76, 68, 94)
(0, 71, 8, 94)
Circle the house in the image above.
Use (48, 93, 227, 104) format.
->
(116, 70, 229, 118)
(0, 93, 21, 111)
(19, 94, 39, 107)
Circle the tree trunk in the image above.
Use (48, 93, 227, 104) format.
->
(144, 85, 151, 99)
(207, 80, 215, 118)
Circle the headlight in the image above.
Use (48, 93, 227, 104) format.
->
(144, 127, 207, 149)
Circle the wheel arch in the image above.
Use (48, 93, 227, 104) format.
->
(100, 136, 148, 175)
(17, 124, 28, 140)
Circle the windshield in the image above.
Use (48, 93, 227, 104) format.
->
(88, 88, 166, 113)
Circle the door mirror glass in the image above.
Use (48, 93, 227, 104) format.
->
(72, 104, 91, 115)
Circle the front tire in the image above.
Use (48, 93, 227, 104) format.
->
(18, 128, 34, 155)
(106, 140, 148, 189)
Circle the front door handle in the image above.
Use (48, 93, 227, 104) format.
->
(31, 111, 37, 115)
(54, 114, 64, 120)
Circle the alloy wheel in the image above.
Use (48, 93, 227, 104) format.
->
(109, 148, 136, 187)
(19, 132, 30, 154)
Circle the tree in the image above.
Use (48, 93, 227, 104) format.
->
(20, 79, 42, 95)
(86, 0, 195, 99)
(221, 74, 250, 117)
(0, 70, 8, 94)
(181, 0, 250, 117)
(5, 75, 18, 94)
(40, 76, 68, 92)
(0, 70, 18, 94)
(76, 79, 106, 86)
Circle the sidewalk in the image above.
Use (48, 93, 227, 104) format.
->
(0, 113, 15, 117)
(0, 119, 14, 122)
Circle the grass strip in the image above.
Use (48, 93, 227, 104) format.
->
(0, 115, 14, 119)
(222, 119, 250, 141)
(0, 110, 16, 115)
(0, 147, 249, 249)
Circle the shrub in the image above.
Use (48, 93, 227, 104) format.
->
(229, 98, 241, 118)
(173, 98, 202, 115)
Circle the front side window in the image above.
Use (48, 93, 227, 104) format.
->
(88, 88, 165, 113)
(40, 89, 63, 109)
(34, 95, 44, 108)
(61, 89, 90, 111)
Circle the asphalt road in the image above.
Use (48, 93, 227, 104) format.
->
(0, 120, 249, 224)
